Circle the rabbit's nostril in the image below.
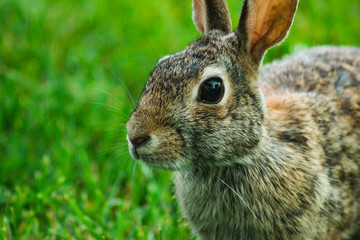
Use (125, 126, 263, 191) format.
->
(130, 136, 150, 149)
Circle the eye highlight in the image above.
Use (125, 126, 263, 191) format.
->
(198, 77, 225, 104)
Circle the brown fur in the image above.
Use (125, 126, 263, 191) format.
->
(126, 0, 360, 239)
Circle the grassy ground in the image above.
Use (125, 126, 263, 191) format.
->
(0, 0, 359, 239)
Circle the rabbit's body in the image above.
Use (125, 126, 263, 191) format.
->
(174, 46, 360, 240)
(126, 0, 360, 239)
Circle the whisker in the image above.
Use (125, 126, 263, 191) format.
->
(101, 61, 137, 109)
(132, 159, 139, 178)
(91, 102, 129, 115)
(182, 166, 211, 194)
(102, 156, 133, 214)
(94, 87, 134, 114)
(93, 121, 127, 125)
(102, 128, 128, 132)
(92, 123, 128, 130)
(219, 179, 268, 233)
(98, 144, 128, 153)
(145, 38, 160, 62)
(97, 141, 130, 158)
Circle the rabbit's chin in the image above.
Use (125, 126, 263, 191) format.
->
(137, 153, 189, 171)
(142, 158, 188, 171)
(128, 144, 189, 171)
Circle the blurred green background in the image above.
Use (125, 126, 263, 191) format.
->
(0, 0, 359, 239)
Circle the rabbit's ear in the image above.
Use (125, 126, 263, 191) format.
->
(192, 0, 232, 34)
(236, 0, 298, 64)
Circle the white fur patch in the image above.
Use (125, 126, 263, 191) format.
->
(221, 32, 235, 42)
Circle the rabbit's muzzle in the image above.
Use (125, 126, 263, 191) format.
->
(126, 111, 188, 170)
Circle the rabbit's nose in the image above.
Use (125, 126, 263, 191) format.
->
(130, 135, 150, 149)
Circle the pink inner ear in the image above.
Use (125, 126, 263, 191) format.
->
(248, 0, 297, 51)
(193, 0, 207, 33)
(250, 0, 272, 47)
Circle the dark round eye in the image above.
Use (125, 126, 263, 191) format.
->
(198, 77, 225, 104)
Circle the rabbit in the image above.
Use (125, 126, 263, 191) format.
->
(126, 0, 360, 239)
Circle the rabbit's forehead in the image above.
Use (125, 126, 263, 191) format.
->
(143, 36, 231, 94)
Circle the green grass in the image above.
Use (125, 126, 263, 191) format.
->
(0, 0, 359, 239)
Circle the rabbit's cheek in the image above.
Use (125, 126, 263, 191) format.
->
(147, 129, 183, 155)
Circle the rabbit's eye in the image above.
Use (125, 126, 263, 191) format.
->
(198, 77, 225, 104)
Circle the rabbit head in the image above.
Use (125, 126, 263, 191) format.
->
(126, 0, 298, 170)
